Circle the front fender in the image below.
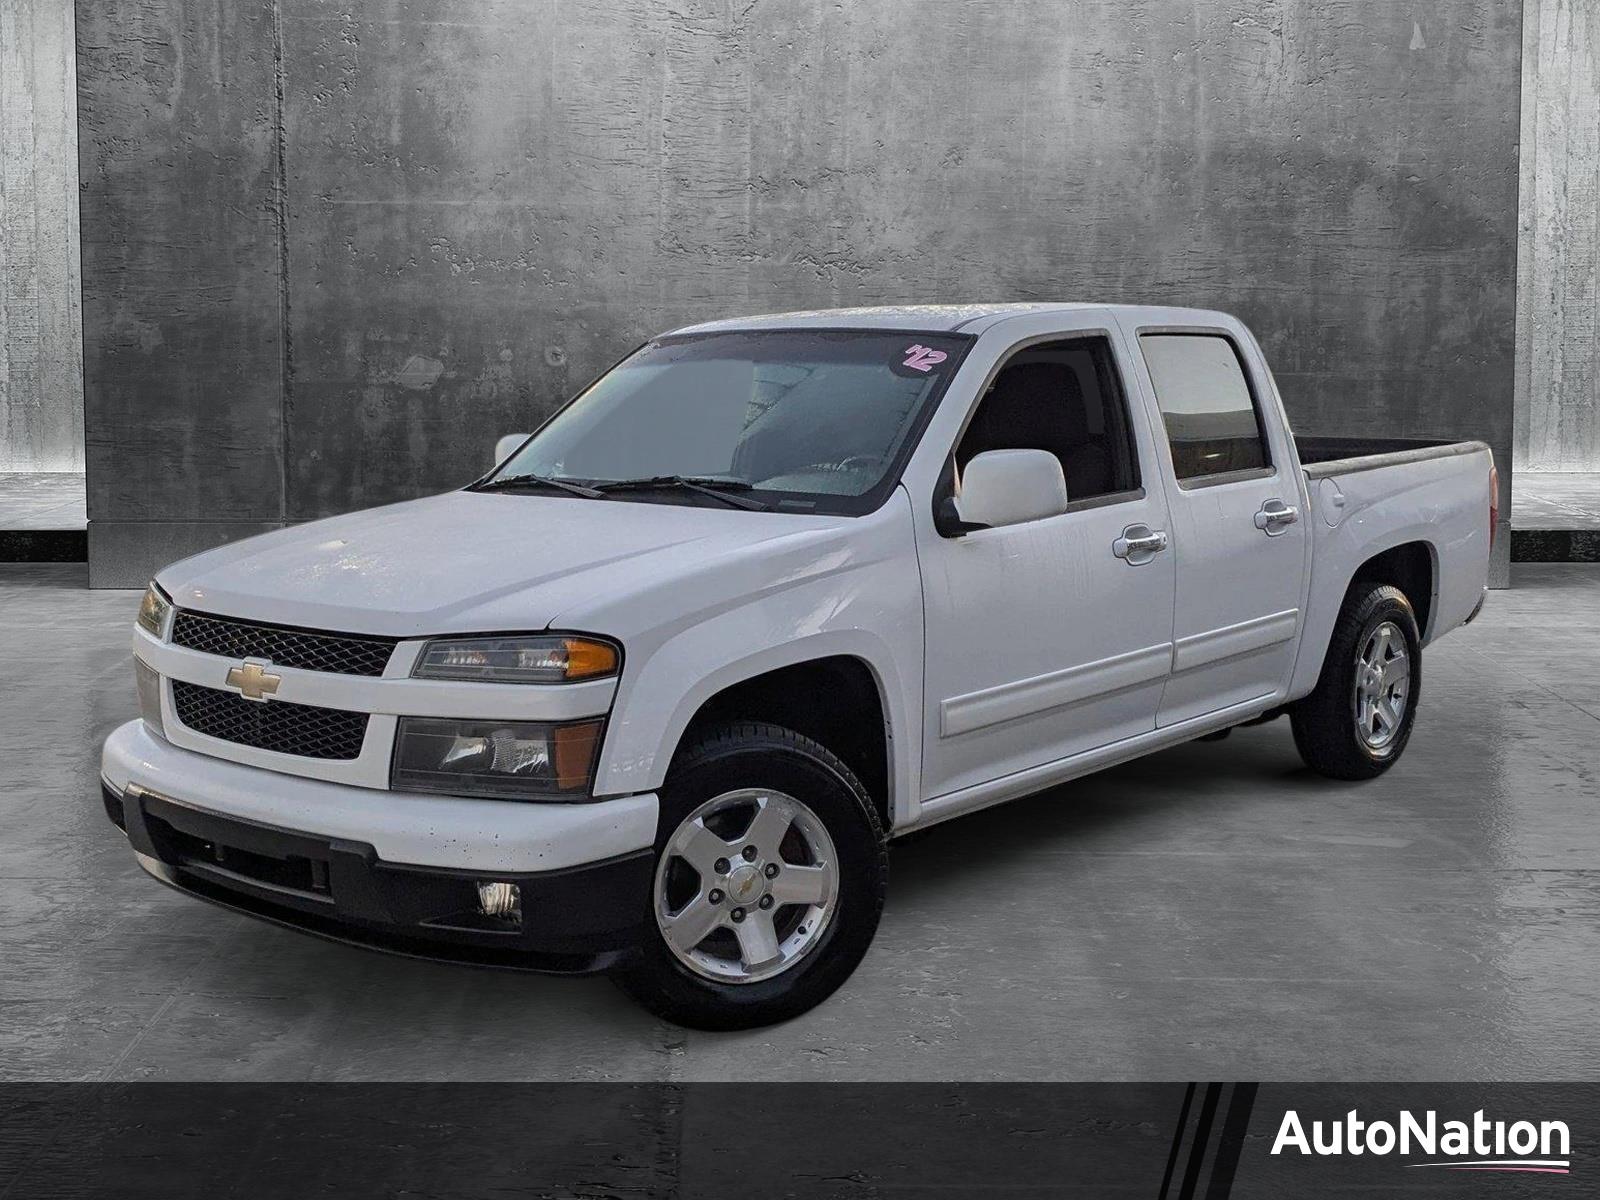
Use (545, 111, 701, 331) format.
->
(589, 501, 925, 829)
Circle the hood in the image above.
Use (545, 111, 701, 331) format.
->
(157, 490, 851, 637)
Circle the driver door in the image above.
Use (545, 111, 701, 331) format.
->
(914, 330, 1177, 800)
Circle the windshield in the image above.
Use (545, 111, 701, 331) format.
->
(489, 328, 973, 514)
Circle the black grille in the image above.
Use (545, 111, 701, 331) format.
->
(172, 681, 369, 760)
(172, 611, 396, 677)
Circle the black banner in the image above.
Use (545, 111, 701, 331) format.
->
(1, 1084, 1593, 1197)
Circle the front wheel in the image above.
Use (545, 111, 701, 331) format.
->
(1290, 583, 1421, 780)
(613, 722, 887, 1030)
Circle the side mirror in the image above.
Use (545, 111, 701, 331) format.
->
(494, 433, 530, 466)
(951, 449, 1069, 532)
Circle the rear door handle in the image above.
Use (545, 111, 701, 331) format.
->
(1254, 499, 1299, 535)
(1113, 524, 1169, 565)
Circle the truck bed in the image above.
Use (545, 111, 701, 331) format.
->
(1293, 436, 1488, 479)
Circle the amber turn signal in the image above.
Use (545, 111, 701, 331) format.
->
(561, 637, 619, 680)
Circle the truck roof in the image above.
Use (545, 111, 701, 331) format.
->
(667, 303, 1236, 337)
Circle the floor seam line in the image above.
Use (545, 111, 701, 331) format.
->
(1461, 647, 1600, 726)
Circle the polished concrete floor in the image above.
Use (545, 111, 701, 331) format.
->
(1514, 471, 1600, 530)
(0, 472, 86, 530)
(3, 563, 1597, 1081)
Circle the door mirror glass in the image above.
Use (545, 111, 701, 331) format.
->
(494, 434, 530, 466)
(955, 449, 1069, 530)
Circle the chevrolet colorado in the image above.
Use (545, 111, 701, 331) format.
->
(102, 304, 1496, 1028)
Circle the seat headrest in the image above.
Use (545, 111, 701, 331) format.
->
(986, 361, 1089, 439)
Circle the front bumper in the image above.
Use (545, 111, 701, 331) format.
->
(102, 719, 657, 872)
(100, 720, 660, 973)
(105, 778, 653, 973)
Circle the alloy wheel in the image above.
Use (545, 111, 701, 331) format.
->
(1353, 619, 1410, 751)
(653, 788, 840, 984)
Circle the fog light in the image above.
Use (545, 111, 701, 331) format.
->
(477, 881, 521, 919)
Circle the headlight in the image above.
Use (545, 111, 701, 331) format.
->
(391, 717, 603, 800)
(412, 635, 619, 683)
(136, 583, 173, 640)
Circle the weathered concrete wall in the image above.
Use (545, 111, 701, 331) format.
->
(80, 0, 1522, 586)
(76, 1, 285, 583)
(1515, 0, 1599, 473)
(1, 0, 83, 472)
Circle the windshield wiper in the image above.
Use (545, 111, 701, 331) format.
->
(475, 473, 605, 499)
(594, 475, 769, 511)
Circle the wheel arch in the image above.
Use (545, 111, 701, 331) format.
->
(593, 630, 914, 834)
(1349, 539, 1437, 641)
(672, 656, 893, 834)
(1289, 534, 1439, 701)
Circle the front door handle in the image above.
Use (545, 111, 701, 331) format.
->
(1254, 499, 1299, 535)
(1113, 524, 1169, 565)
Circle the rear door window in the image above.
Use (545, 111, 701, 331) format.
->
(1139, 334, 1271, 483)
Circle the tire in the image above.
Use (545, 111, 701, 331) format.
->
(613, 721, 887, 1030)
(1290, 583, 1421, 780)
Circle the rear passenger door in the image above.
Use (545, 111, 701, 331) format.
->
(1123, 323, 1310, 726)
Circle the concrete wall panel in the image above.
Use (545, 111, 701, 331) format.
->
(76, 0, 286, 583)
(81, 0, 1523, 585)
(1516, 0, 1600, 472)
(1, 0, 83, 472)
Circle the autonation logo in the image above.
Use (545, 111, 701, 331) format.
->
(1272, 1108, 1572, 1175)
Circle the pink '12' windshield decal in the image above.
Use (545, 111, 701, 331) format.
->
(902, 344, 948, 372)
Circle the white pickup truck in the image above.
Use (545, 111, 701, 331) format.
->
(102, 304, 1496, 1028)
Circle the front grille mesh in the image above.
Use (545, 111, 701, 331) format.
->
(171, 681, 369, 760)
(171, 611, 395, 677)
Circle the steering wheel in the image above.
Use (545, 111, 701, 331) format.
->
(791, 455, 883, 475)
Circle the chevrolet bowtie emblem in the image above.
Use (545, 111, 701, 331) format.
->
(226, 661, 282, 702)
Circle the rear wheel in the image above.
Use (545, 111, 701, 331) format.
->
(614, 721, 886, 1029)
(1290, 583, 1421, 780)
